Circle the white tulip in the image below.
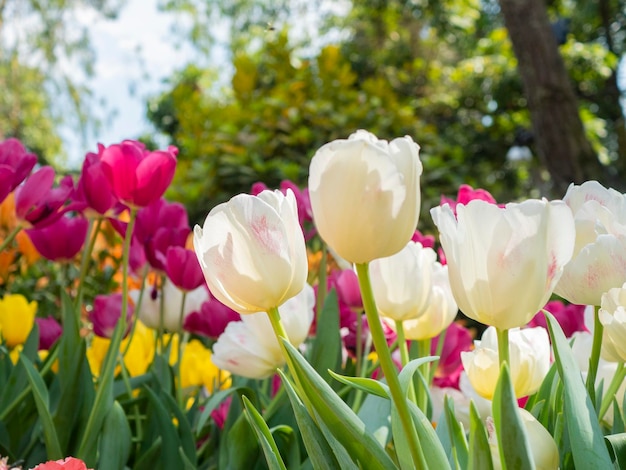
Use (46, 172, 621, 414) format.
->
(461, 327, 551, 400)
(555, 181, 626, 306)
(130, 279, 208, 332)
(403, 263, 458, 340)
(431, 198, 575, 330)
(369, 241, 435, 321)
(308, 130, 422, 264)
(211, 284, 315, 379)
(193, 189, 307, 314)
(599, 282, 626, 362)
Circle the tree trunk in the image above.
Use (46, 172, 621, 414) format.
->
(498, 0, 603, 196)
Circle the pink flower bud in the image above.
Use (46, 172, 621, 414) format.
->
(89, 294, 134, 339)
(26, 215, 88, 261)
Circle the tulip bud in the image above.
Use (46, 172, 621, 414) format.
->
(308, 130, 422, 263)
(89, 294, 134, 339)
(461, 327, 550, 400)
(35, 316, 62, 350)
(0, 138, 37, 204)
(432, 199, 575, 330)
(26, 215, 88, 262)
(0, 294, 37, 348)
(193, 189, 307, 314)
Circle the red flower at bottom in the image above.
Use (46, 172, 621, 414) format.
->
(31, 457, 92, 470)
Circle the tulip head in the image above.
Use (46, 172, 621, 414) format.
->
(599, 282, 626, 362)
(35, 316, 63, 350)
(0, 294, 37, 348)
(308, 130, 422, 263)
(166, 246, 205, 291)
(369, 241, 435, 321)
(89, 293, 134, 339)
(432, 199, 575, 330)
(461, 326, 551, 400)
(194, 189, 307, 314)
(0, 138, 37, 204)
(26, 215, 88, 262)
(554, 181, 626, 306)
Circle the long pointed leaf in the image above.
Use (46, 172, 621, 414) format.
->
(242, 396, 288, 470)
(308, 289, 342, 383)
(468, 401, 493, 470)
(98, 400, 132, 470)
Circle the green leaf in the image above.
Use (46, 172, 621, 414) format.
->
(406, 399, 452, 469)
(162, 392, 197, 467)
(328, 369, 390, 398)
(278, 370, 341, 469)
(196, 387, 248, 431)
(308, 288, 342, 383)
(391, 406, 425, 470)
(242, 395, 288, 470)
(19, 355, 63, 460)
(605, 433, 626, 469)
(98, 400, 132, 470)
(357, 393, 392, 448)
(468, 402, 493, 470)
(492, 362, 534, 470)
(142, 385, 184, 468)
(134, 437, 162, 470)
(282, 339, 397, 469)
(443, 395, 468, 469)
(544, 310, 614, 468)
(397, 356, 439, 397)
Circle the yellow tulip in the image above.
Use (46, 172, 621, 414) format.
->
(179, 339, 230, 392)
(0, 294, 37, 348)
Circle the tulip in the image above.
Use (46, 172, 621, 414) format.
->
(369, 241, 435, 321)
(0, 294, 37, 348)
(488, 409, 559, 470)
(100, 140, 177, 208)
(598, 282, 626, 362)
(35, 316, 63, 350)
(15, 169, 76, 228)
(461, 326, 551, 400)
(76, 145, 118, 216)
(183, 294, 241, 339)
(0, 138, 37, 204)
(526, 300, 586, 338)
(431, 322, 473, 389)
(411, 229, 435, 249)
(31, 457, 92, 470)
(165, 246, 205, 291)
(332, 269, 363, 310)
(440, 183, 499, 216)
(554, 181, 626, 306)
(308, 130, 422, 263)
(211, 284, 315, 379)
(26, 215, 88, 261)
(89, 294, 134, 338)
(179, 339, 231, 391)
(194, 189, 307, 314)
(402, 262, 458, 340)
(134, 198, 190, 271)
(431, 199, 575, 330)
(130, 279, 208, 332)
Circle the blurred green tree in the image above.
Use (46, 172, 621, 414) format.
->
(0, 0, 124, 165)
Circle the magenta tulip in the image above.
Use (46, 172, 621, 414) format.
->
(332, 269, 363, 310)
(0, 138, 37, 204)
(165, 246, 205, 291)
(183, 296, 241, 339)
(26, 215, 88, 261)
(100, 140, 177, 208)
(76, 145, 118, 215)
(89, 293, 134, 338)
(440, 184, 500, 216)
(527, 300, 587, 338)
(35, 316, 63, 350)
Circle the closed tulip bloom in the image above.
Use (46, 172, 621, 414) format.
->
(432, 199, 575, 330)
(0, 138, 37, 204)
(35, 316, 62, 350)
(308, 130, 422, 263)
(76, 145, 118, 216)
(100, 140, 177, 208)
(369, 241, 435, 321)
(183, 294, 241, 339)
(554, 181, 626, 306)
(89, 293, 134, 339)
(461, 326, 551, 400)
(194, 189, 307, 314)
(403, 263, 458, 340)
(26, 215, 88, 261)
(599, 282, 626, 362)
(166, 246, 205, 291)
(211, 284, 314, 379)
(0, 294, 37, 348)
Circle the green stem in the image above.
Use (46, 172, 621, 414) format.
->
(599, 362, 626, 420)
(355, 263, 425, 469)
(176, 291, 188, 407)
(121, 270, 148, 358)
(355, 309, 363, 377)
(587, 305, 603, 404)
(76, 207, 137, 460)
(415, 338, 431, 411)
(429, 329, 447, 385)
(396, 320, 418, 405)
(496, 328, 509, 369)
(0, 224, 22, 252)
(74, 217, 103, 311)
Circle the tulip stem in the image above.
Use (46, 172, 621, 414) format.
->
(355, 311, 363, 376)
(0, 224, 22, 252)
(396, 320, 418, 406)
(496, 328, 509, 369)
(355, 263, 425, 470)
(74, 217, 103, 311)
(416, 338, 431, 411)
(599, 362, 626, 421)
(587, 305, 603, 405)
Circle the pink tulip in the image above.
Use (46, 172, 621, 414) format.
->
(89, 294, 134, 338)
(332, 269, 363, 310)
(166, 246, 205, 291)
(100, 140, 177, 208)
(134, 199, 190, 271)
(184, 295, 241, 339)
(76, 145, 118, 215)
(0, 138, 37, 204)
(15, 169, 78, 228)
(411, 229, 436, 249)
(527, 300, 587, 338)
(26, 215, 88, 261)
(431, 322, 473, 389)
(36, 316, 63, 350)
(440, 184, 499, 216)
